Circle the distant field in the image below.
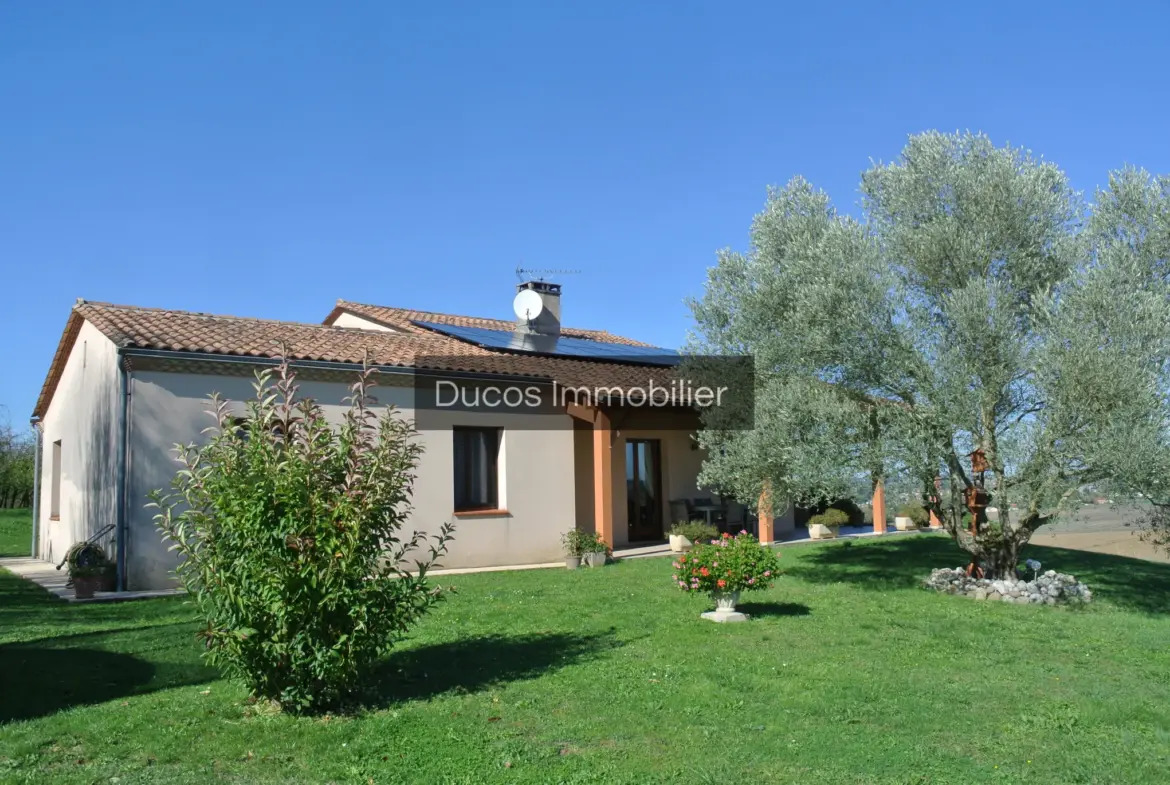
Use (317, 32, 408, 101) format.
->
(0, 509, 30, 558)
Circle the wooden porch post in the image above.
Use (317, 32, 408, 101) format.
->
(758, 481, 774, 544)
(592, 408, 614, 547)
(872, 479, 887, 534)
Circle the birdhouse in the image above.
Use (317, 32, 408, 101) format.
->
(969, 448, 989, 475)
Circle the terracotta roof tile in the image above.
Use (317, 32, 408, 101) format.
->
(324, 300, 654, 346)
(33, 300, 678, 418)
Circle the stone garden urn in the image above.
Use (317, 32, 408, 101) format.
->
(701, 590, 748, 623)
(894, 516, 919, 531)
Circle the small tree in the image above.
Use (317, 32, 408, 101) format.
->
(150, 360, 454, 713)
(690, 132, 1170, 578)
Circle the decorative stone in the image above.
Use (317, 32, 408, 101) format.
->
(923, 566, 1091, 607)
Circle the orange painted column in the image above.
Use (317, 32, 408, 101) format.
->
(592, 409, 614, 548)
(872, 479, 887, 534)
(758, 481, 774, 544)
(929, 476, 943, 529)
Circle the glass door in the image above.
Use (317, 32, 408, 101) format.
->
(626, 439, 663, 541)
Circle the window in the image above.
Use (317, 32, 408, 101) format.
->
(453, 427, 502, 512)
(50, 440, 62, 519)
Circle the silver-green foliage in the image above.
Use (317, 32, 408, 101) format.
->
(149, 361, 455, 713)
(689, 132, 1170, 575)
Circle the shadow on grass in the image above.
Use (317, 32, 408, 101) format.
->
(737, 601, 811, 618)
(370, 630, 620, 706)
(787, 535, 1170, 614)
(0, 635, 216, 723)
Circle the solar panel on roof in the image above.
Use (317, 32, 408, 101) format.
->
(412, 321, 682, 366)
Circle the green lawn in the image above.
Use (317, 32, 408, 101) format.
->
(2, 535, 1169, 784)
(0, 509, 30, 558)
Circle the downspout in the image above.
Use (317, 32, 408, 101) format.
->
(115, 350, 131, 592)
(29, 418, 42, 559)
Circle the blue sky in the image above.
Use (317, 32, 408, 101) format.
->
(3, 1, 1168, 423)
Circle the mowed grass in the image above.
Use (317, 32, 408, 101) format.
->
(2, 534, 1170, 784)
(0, 509, 30, 558)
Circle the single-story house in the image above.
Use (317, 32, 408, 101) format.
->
(31, 281, 796, 590)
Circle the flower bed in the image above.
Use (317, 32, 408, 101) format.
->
(925, 567, 1092, 605)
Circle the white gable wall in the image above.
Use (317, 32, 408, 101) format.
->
(36, 320, 121, 565)
(329, 311, 398, 331)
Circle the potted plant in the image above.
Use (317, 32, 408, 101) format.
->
(807, 508, 848, 540)
(668, 520, 718, 552)
(66, 542, 111, 599)
(561, 529, 589, 569)
(894, 500, 929, 531)
(583, 532, 609, 568)
(672, 531, 780, 622)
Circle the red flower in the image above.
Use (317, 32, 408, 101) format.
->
(699, 567, 710, 577)
(717, 579, 727, 588)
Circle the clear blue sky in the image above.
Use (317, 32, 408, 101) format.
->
(3, 1, 1168, 423)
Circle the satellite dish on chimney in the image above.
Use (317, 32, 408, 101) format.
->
(513, 288, 544, 321)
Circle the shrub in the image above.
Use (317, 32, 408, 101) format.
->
(561, 529, 593, 557)
(669, 520, 719, 543)
(149, 361, 455, 714)
(582, 531, 609, 554)
(809, 508, 849, 528)
(896, 501, 930, 527)
(672, 531, 780, 594)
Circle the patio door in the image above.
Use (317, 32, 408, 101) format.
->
(626, 439, 663, 541)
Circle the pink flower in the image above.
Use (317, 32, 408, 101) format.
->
(713, 562, 719, 568)
(679, 581, 687, 588)
(763, 571, 771, 577)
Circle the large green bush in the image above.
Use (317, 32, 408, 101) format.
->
(149, 361, 454, 713)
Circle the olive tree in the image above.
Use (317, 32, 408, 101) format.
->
(690, 132, 1170, 577)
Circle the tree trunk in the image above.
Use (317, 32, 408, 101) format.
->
(982, 536, 1023, 580)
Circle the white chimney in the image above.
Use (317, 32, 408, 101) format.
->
(513, 280, 562, 337)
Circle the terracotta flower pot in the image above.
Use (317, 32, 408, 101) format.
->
(73, 575, 102, 600)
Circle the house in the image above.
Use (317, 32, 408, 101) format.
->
(30, 281, 795, 590)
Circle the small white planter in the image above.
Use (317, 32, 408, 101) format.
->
(584, 551, 608, 568)
(565, 556, 581, 570)
(669, 534, 693, 552)
(808, 523, 839, 540)
(701, 590, 748, 623)
(894, 516, 919, 531)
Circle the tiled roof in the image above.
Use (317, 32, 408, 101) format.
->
(324, 300, 653, 346)
(33, 300, 675, 418)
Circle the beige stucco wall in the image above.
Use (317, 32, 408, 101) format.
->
(36, 321, 121, 564)
(123, 368, 577, 589)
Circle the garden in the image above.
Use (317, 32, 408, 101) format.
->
(3, 528, 1170, 784)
